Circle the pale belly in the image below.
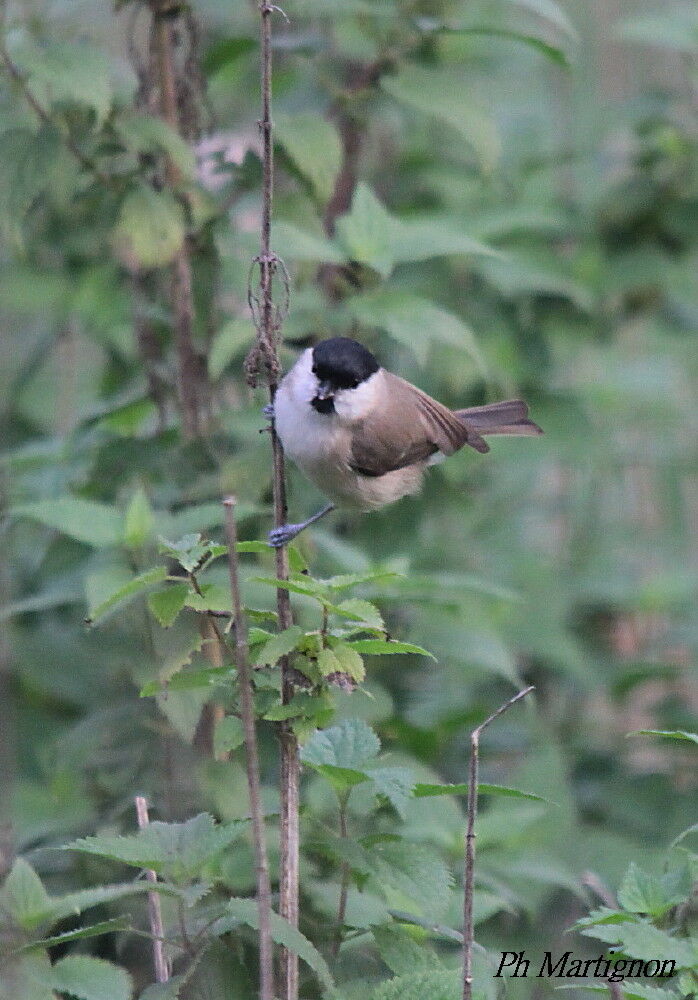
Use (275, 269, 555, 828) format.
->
(274, 387, 425, 511)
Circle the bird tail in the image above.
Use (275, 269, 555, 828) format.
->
(455, 400, 543, 441)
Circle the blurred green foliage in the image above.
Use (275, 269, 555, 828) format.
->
(0, 0, 696, 996)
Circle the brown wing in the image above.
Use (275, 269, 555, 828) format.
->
(349, 373, 487, 478)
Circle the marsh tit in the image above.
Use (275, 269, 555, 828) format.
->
(268, 336, 542, 547)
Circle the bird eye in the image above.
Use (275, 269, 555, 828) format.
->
(351, 379, 359, 388)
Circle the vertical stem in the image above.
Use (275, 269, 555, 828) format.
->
(223, 497, 275, 1000)
(254, 2, 299, 995)
(332, 793, 350, 958)
(462, 686, 534, 1000)
(134, 796, 169, 984)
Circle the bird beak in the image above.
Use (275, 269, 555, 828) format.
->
(315, 379, 334, 401)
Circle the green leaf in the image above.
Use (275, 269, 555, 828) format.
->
(332, 599, 384, 629)
(16, 918, 129, 954)
(388, 218, 502, 265)
(309, 764, 372, 793)
(68, 813, 247, 883)
(615, 12, 698, 54)
(0, 859, 50, 930)
(147, 583, 190, 628)
(214, 715, 244, 755)
(617, 862, 682, 918)
(123, 487, 154, 549)
(347, 290, 486, 371)
(321, 571, 399, 591)
(372, 924, 438, 975)
(116, 113, 196, 180)
(49, 956, 132, 1000)
(413, 782, 550, 803)
(370, 968, 462, 1000)
(209, 317, 255, 379)
(113, 185, 185, 269)
(157, 533, 214, 573)
(252, 575, 328, 599)
(370, 841, 454, 923)
(555, 986, 680, 1000)
(330, 640, 366, 682)
(347, 639, 436, 659)
(276, 113, 342, 202)
(445, 26, 570, 67)
(86, 566, 167, 624)
(382, 66, 499, 170)
(580, 920, 696, 968)
(13, 41, 113, 124)
(335, 184, 394, 277)
(301, 718, 380, 770)
(140, 663, 234, 696)
(670, 822, 698, 848)
(0, 126, 64, 244)
(0, 952, 54, 1000)
(12, 498, 122, 547)
(627, 729, 698, 745)
(317, 646, 342, 678)
(253, 625, 304, 666)
(368, 767, 414, 818)
(504, 0, 577, 38)
(225, 897, 336, 995)
(272, 221, 346, 264)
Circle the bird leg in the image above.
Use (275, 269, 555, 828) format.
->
(268, 503, 335, 548)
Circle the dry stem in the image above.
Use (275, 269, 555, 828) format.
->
(134, 796, 169, 984)
(462, 686, 535, 1000)
(223, 497, 274, 1000)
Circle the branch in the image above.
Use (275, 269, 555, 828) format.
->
(134, 796, 169, 985)
(223, 496, 274, 1000)
(462, 686, 535, 1000)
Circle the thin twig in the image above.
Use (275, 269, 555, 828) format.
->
(223, 496, 275, 1000)
(332, 793, 350, 958)
(462, 686, 535, 1000)
(134, 796, 169, 984)
(245, 1, 299, 996)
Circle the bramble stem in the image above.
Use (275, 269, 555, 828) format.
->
(134, 796, 169, 984)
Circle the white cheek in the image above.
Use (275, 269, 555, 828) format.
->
(333, 371, 380, 421)
(289, 349, 320, 405)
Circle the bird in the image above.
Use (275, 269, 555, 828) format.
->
(267, 336, 542, 547)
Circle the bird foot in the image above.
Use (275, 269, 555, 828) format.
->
(268, 523, 303, 548)
(262, 403, 274, 419)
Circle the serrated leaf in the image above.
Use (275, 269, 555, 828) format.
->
(147, 583, 190, 628)
(86, 566, 167, 624)
(214, 715, 244, 755)
(335, 184, 394, 277)
(49, 956, 132, 1000)
(347, 639, 435, 659)
(580, 919, 696, 968)
(627, 729, 698, 745)
(310, 763, 372, 792)
(382, 66, 499, 170)
(12, 498, 122, 547)
(68, 814, 247, 883)
(16, 918, 129, 954)
(370, 841, 454, 923)
(253, 625, 304, 666)
(368, 767, 414, 818)
(617, 863, 680, 918)
(372, 924, 438, 975)
(123, 487, 154, 549)
(413, 782, 550, 803)
(369, 968, 461, 1000)
(113, 185, 185, 269)
(330, 640, 366, 682)
(347, 290, 486, 371)
(301, 718, 380, 770)
(253, 575, 328, 598)
(276, 113, 342, 201)
(321, 571, 399, 590)
(555, 985, 681, 1000)
(573, 906, 641, 930)
(116, 113, 196, 180)
(317, 646, 342, 677)
(140, 663, 234, 696)
(333, 599, 384, 629)
(225, 898, 336, 995)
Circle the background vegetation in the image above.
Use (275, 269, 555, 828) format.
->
(1, 0, 696, 998)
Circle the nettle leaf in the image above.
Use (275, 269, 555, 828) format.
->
(49, 955, 132, 1000)
(12, 498, 122, 547)
(0, 126, 63, 243)
(253, 625, 304, 666)
(116, 113, 196, 180)
(209, 317, 255, 379)
(580, 920, 696, 968)
(370, 968, 461, 1000)
(329, 639, 366, 682)
(113, 185, 185, 269)
(617, 863, 682, 918)
(347, 290, 486, 371)
(372, 924, 438, 975)
(627, 729, 698, 745)
(572, 906, 640, 930)
(309, 764, 372, 793)
(335, 184, 394, 277)
(214, 715, 244, 755)
(123, 487, 154, 549)
(0, 952, 54, 1000)
(253, 574, 328, 599)
(69, 814, 247, 883)
(272, 221, 346, 264)
(276, 113, 342, 202)
(370, 841, 454, 922)
(413, 782, 550, 804)
(332, 599, 384, 630)
(157, 532, 219, 573)
(86, 566, 167, 624)
(147, 583, 190, 628)
(347, 639, 436, 659)
(320, 571, 399, 591)
(0, 858, 50, 930)
(382, 65, 499, 170)
(17, 918, 128, 954)
(141, 663, 235, 696)
(13, 41, 113, 124)
(368, 767, 414, 818)
(302, 718, 380, 770)
(555, 986, 680, 1000)
(226, 898, 336, 996)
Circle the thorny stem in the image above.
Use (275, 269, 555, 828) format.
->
(462, 686, 535, 1000)
(223, 497, 275, 1000)
(134, 796, 169, 984)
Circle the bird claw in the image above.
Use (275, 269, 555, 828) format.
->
(262, 403, 274, 419)
(268, 524, 302, 548)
